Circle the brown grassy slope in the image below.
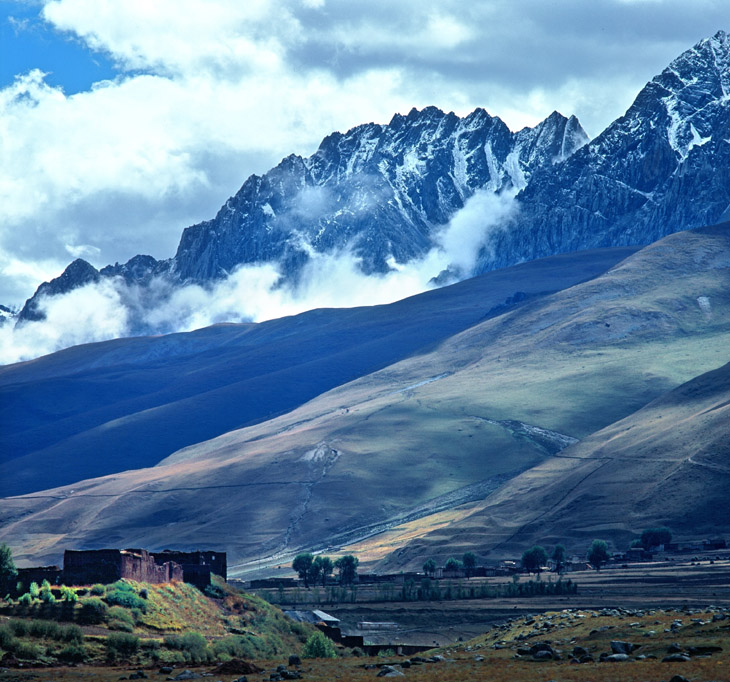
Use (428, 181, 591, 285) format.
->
(1, 225, 729, 571)
(375, 343, 730, 571)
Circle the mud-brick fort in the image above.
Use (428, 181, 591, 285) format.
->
(18, 548, 226, 590)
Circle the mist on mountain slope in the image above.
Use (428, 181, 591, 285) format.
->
(0, 189, 516, 364)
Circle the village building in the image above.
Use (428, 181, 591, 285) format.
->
(63, 549, 183, 586)
(35, 547, 230, 588)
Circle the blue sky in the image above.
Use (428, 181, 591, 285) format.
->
(0, 1, 118, 92)
(0, 0, 728, 319)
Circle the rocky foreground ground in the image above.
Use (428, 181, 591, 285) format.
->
(3, 604, 730, 682)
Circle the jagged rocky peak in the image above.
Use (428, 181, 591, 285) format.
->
(651, 29, 730, 160)
(173, 105, 587, 283)
(0, 304, 17, 327)
(18, 259, 101, 323)
(479, 30, 730, 275)
(100, 254, 169, 285)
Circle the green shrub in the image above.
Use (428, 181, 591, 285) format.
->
(58, 644, 87, 662)
(90, 584, 105, 596)
(164, 631, 210, 663)
(105, 589, 146, 611)
(108, 606, 135, 626)
(204, 584, 225, 599)
(106, 632, 139, 656)
(140, 638, 160, 651)
(302, 631, 336, 659)
(28, 582, 40, 598)
(78, 597, 107, 624)
(60, 624, 83, 644)
(8, 620, 28, 636)
(156, 649, 186, 665)
(0, 625, 16, 650)
(107, 580, 135, 593)
(13, 641, 44, 661)
(27, 619, 60, 639)
(60, 585, 78, 603)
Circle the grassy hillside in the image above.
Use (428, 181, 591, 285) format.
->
(0, 577, 314, 667)
(1, 225, 728, 571)
(0, 246, 633, 497)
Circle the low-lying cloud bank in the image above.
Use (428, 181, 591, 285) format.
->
(0, 190, 516, 365)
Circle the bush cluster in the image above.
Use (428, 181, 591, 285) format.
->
(163, 632, 212, 663)
(302, 631, 337, 659)
(106, 632, 140, 658)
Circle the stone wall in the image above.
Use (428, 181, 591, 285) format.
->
(16, 566, 63, 590)
(152, 550, 227, 582)
(63, 549, 182, 586)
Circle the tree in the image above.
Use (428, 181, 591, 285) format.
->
(552, 544, 566, 573)
(444, 557, 463, 572)
(640, 526, 672, 550)
(334, 555, 359, 585)
(587, 539, 610, 571)
(313, 556, 334, 587)
(302, 631, 337, 658)
(521, 546, 548, 575)
(462, 552, 477, 578)
(0, 544, 17, 596)
(422, 559, 437, 576)
(292, 553, 314, 588)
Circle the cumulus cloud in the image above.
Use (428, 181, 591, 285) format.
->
(0, 190, 517, 364)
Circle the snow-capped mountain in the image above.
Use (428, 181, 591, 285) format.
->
(481, 30, 730, 271)
(17, 31, 730, 327)
(18, 106, 586, 322)
(173, 107, 587, 282)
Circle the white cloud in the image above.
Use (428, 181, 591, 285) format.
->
(0, 190, 518, 363)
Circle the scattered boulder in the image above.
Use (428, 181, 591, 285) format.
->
(663, 654, 691, 663)
(376, 666, 404, 677)
(130, 673, 149, 680)
(610, 640, 639, 654)
(667, 643, 684, 653)
(533, 650, 554, 661)
(159, 668, 174, 675)
(572, 646, 588, 658)
(168, 672, 201, 681)
(603, 653, 630, 662)
(669, 676, 691, 682)
(288, 655, 301, 667)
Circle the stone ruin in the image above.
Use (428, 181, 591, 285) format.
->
(20, 547, 229, 588)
